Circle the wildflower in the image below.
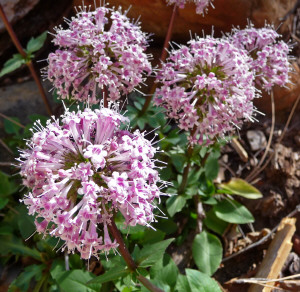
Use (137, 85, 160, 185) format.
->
(229, 23, 291, 91)
(166, 0, 213, 15)
(155, 37, 258, 145)
(18, 107, 164, 259)
(45, 5, 152, 104)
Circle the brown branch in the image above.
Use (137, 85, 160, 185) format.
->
(0, 4, 53, 116)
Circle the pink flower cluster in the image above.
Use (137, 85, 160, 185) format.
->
(229, 24, 290, 91)
(166, 0, 213, 15)
(45, 6, 152, 104)
(18, 107, 163, 259)
(155, 37, 258, 145)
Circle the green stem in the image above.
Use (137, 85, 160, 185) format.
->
(0, 4, 53, 116)
(178, 126, 197, 194)
(139, 5, 178, 117)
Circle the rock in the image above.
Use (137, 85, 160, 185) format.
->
(246, 130, 267, 151)
(0, 80, 53, 124)
(0, 0, 39, 33)
(0, 0, 72, 63)
(73, 0, 294, 41)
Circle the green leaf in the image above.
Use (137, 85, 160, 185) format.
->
(0, 54, 25, 77)
(175, 275, 192, 292)
(170, 153, 187, 173)
(4, 117, 22, 135)
(185, 269, 222, 292)
(0, 235, 41, 260)
(137, 238, 174, 268)
(0, 171, 18, 196)
(88, 266, 129, 285)
(203, 209, 228, 235)
(205, 156, 219, 180)
(219, 178, 262, 199)
(54, 269, 98, 292)
(17, 211, 36, 240)
(166, 195, 186, 217)
(213, 198, 254, 224)
(26, 31, 47, 53)
(192, 231, 223, 275)
(150, 254, 178, 288)
(8, 264, 45, 292)
(0, 198, 9, 209)
(153, 219, 177, 235)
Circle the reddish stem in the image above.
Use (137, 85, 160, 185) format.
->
(108, 219, 137, 271)
(139, 5, 178, 116)
(0, 4, 53, 116)
(103, 86, 108, 108)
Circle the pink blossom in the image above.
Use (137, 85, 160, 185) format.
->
(229, 23, 291, 91)
(155, 37, 259, 145)
(18, 107, 164, 259)
(44, 5, 152, 104)
(166, 0, 213, 15)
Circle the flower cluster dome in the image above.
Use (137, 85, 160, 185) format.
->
(155, 37, 258, 145)
(166, 0, 213, 15)
(46, 6, 152, 104)
(229, 24, 291, 91)
(19, 107, 163, 259)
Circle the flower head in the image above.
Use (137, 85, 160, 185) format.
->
(229, 23, 291, 90)
(45, 5, 152, 104)
(18, 107, 164, 259)
(166, 0, 213, 15)
(155, 37, 258, 145)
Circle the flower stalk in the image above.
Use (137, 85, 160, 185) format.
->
(0, 4, 53, 116)
(139, 5, 178, 116)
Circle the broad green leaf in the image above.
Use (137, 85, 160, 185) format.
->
(185, 269, 222, 292)
(150, 254, 178, 288)
(213, 198, 254, 224)
(17, 211, 36, 240)
(133, 101, 143, 110)
(166, 195, 186, 217)
(0, 198, 9, 209)
(219, 178, 262, 199)
(140, 279, 171, 292)
(137, 238, 174, 268)
(203, 209, 228, 235)
(88, 266, 129, 284)
(153, 218, 177, 235)
(0, 235, 41, 260)
(170, 153, 187, 173)
(29, 114, 49, 126)
(54, 269, 98, 292)
(175, 275, 192, 292)
(205, 156, 219, 180)
(8, 264, 45, 292)
(26, 31, 47, 53)
(192, 231, 223, 275)
(0, 54, 25, 77)
(4, 117, 22, 135)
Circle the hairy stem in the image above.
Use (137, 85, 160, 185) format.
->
(0, 4, 53, 116)
(139, 5, 178, 116)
